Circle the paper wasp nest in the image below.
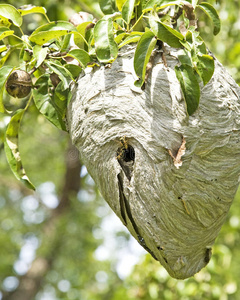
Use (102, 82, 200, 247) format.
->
(67, 46, 240, 279)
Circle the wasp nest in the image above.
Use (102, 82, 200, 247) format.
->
(67, 46, 240, 279)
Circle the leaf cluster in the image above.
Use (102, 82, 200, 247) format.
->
(97, 0, 220, 115)
(0, 1, 221, 189)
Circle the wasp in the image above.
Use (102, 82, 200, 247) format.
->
(116, 136, 135, 181)
(116, 136, 129, 160)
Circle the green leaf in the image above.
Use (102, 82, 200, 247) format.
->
(85, 28, 94, 53)
(94, 18, 118, 63)
(21, 46, 31, 62)
(61, 33, 71, 52)
(177, 49, 192, 66)
(32, 74, 66, 130)
(179, 39, 192, 52)
(196, 54, 214, 85)
(73, 15, 94, 48)
(192, 0, 199, 9)
(118, 32, 142, 48)
(197, 38, 207, 54)
(53, 81, 70, 114)
(0, 44, 24, 68)
(66, 49, 91, 68)
(143, 0, 177, 12)
(99, 0, 117, 14)
(4, 109, 35, 190)
(0, 45, 7, 53)
(18, 5, 47, 16)
(185, 29, 207, 54)
(115, 31, 127, 44)
(149, 18, 184, 48)
(175, 64, 200, 115)
(0, 66, 13, 113)
(45, 61, 74, 90)
(64, 64, 82, 78)
(156, 1, 180, 10)
(134, 30, 157, 87)
(29, 21, 77, 45)
(0, 27, 14, 40)
(33, 45, 48, 68)
(0, 18, 12, 28)
(0, 4, 22, 27)
(197, 2, 221, 35)
(0, 48, 11, 68)
(74, 21, 92, 48)
(116, 0, 126, 11)
(122, 0, 135, 25)
(142, 0, 165, 11)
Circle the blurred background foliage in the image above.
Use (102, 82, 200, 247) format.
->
(0, 0, 240, 299)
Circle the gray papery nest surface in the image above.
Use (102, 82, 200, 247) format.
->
(67, 46, 240, 279)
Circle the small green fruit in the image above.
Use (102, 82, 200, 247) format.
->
(6, 70, 32, 98)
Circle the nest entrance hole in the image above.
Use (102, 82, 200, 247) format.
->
(116, 138, 135, 181)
